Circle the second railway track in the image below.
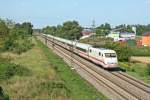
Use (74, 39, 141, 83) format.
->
(111, 71, 150, 94)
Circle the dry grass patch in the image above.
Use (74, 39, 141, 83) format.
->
(12, 45, 56, 78)
(2, 76, 69, 100)
(1, 38, 66, 99)
(1, 37, 107, 100)
(131, 56, 150, 64)
(0, 52, 19, 60)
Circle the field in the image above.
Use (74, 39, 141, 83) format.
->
(130, 56, 150, 63)
(0, 37, 107, 100)
(119, 62, 150, 84)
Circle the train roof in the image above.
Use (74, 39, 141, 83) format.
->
(46, 34, 92, 49)
(45, 34, 116, 53)
(90, 47, 116, 53)
(99, 48, 108, 50)
(76, 43, 92, 50)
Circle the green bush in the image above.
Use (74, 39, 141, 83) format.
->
(131, 47, 150, 56)
(39, 81, 70, 98)
(119, 62, 134, 71)
(3, 38, 14, 51)
(0, 58, 31, 80)
(146, 64, 150, 75)
(3, 37, 34, 54)
(101, 42, 132, 61)
(0, 86, 9, 100)
(13, 38, 34, 54)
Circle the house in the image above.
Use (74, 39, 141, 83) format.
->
(107, 31, 136, 42)
(107, 31, 120, 41)
(120, 32, 136, 40)
(81, 29, 94, 36)
(142, 32, 150, 46)
(80, 29, 96, 39)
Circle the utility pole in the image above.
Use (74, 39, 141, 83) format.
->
(52, 32, 55, 49)
(70, 37, 74, 69)
(45, 35, 47, 45)
(92, 19, 96, 41)
(92, 19, 96, 31)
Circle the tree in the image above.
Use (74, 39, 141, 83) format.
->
(96, 26, 105, 36)
(0, 21, 9, 39)
(43, 20, 83, 40)
(56, 25, 63, 37)
(115, 24, 126, 32)
(136, 24, 150, 36)
(115, 24, 134, 33)
(3, 22, 34, 53)
(96, 23, 111, 36)
(0, 86, 9, 100)
(0, 18, 34, 53)
(104, 23, 111, 31)
(10, 22, 33, 37)
(0, 21, 9, 48)
(43, 26, 57, 35)
(4, 19, 15, 29)
(126, 25, 133, 32)
(22, 22, 33, 35)
(61, 21, 83, 40)
(103, 42, 132, 61)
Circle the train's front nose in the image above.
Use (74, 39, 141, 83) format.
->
(105, 57, 117, 64)
(105, 58, 118, 68)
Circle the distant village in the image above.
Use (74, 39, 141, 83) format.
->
(81, 28, 150, 47)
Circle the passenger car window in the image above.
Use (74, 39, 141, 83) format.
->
(99, 52, 101, 56)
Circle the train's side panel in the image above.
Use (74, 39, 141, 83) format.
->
(45, 34, 107, 67)
(45, 34, 118, 68)
(88, 48, 106, 67)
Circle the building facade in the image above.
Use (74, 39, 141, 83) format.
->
(142, 32, 150, 46)
(107, 31, 135, 42)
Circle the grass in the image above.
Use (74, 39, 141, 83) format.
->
(1, 38, 60, 99)
(130, 56, 150, 63)
(119, 62, 150, 84)
(0, 37, 107, 100)
(36, 38, 107, 100)
(131, 46, 150, 56)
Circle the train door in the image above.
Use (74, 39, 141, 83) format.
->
(87, 47, 91, 58)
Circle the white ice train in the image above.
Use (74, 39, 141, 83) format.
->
(44, 34, 118, 68)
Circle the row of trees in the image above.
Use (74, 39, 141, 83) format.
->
(0, 19, 33, 39)
(95, 23, 111, 36)
(43, 21, 111, 40)
(136, 24, 150, 35)
(43, 21, 83, 40)
(0, 19, 33, 54)
(114, 24, 150, 35)
(43, 21, 150, 40)
(96, 24, 150, 36)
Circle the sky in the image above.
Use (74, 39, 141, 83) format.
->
(0, 0, 150, 28)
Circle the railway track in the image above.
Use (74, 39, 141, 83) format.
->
(37, 35, 150, 100)
(111, 71, 150, 94)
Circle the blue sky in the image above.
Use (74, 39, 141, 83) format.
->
(0, 0, 150, 28)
